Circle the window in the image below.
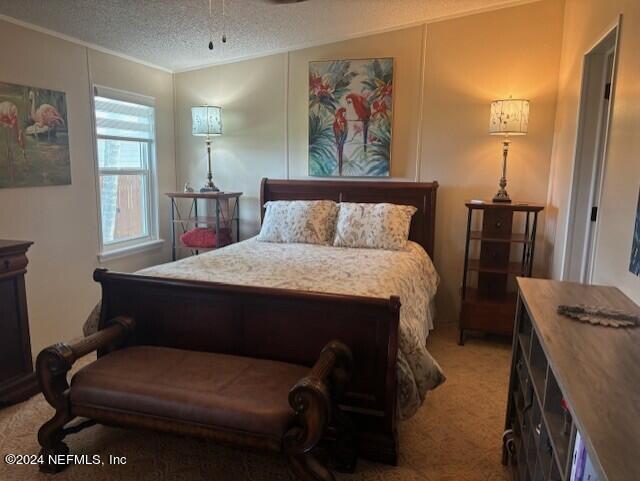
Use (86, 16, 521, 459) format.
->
(93, 86, 160, 259)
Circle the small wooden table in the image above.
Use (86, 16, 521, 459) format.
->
(165, 191, 242, 261)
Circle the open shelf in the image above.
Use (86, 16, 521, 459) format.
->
(518, 307, 533, 359)
(529, 332, 548, 399)
(467, 259, 527, 275)
(505, 292, 579, 481)
(543, 370, 572, 476)
(526, 402, 542, 480)
(470, 231, 532, 243)
(537, 423, 554, 481)
(173, 216, 233, 227)
(463, 287, 518, 305)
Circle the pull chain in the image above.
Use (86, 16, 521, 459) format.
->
(222, 0, 227, 43)
(208, 0, 213, 49)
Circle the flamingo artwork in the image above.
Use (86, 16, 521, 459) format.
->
(333, 107, 348, 175)
(28, 90, 65, 141)
(0, 100, 26, 165)
(346, 93, 371, 154)
(0, 81, 71, 188)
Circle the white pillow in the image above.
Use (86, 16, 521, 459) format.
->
(333, 202, 417, 250)
(257, 200, 339, 245)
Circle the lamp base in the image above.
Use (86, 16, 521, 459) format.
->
(493, 139, 512, 203)
(202, 138, 219, 192)
(493, 189, 511, 203)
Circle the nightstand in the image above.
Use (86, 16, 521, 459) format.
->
(459, 200, 544, 345)
(166, 191, 242, 261)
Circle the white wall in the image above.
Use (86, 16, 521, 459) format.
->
(0, 19, 175, 356)
(174, 0, 565, 321)
(175, 54, 287, 237)
(546, 0, 640, 303)
(420, 0, 564, 319)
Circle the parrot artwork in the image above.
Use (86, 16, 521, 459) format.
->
(333, 107, 348, 175)
(346, 93, 371, 154)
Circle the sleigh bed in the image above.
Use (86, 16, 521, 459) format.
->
(89, 178, 441, 465)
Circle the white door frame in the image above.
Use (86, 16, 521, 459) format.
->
(561, 16, 622, 283)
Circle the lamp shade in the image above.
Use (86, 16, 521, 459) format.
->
(191, 105, 222, 136)
(489, 99, 529, 135)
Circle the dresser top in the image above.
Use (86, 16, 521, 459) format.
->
(517, 278, 640, 481)
(0, 240, 33, 255)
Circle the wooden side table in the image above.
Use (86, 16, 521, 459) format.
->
(0, 239, 38, 405)
(166, 191, 242, 261)
(459, 200, 544, 345)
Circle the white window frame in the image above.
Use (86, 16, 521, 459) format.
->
(92, 85, 162, 261)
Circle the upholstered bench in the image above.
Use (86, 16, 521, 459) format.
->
(36, 317, 353, 480)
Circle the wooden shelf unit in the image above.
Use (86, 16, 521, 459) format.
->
(459, 200, 544, 345)
(503, 278, 640, 481)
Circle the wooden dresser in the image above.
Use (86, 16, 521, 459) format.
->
(0, 240, 37, 405)
(459, 201, 544, 344)
(503, 278, 640, 481)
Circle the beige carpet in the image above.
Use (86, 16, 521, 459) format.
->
(0, 323, 511, 481)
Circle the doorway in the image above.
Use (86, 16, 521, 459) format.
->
(563, 24, 619, 283)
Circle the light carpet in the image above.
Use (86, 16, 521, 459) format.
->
(0, 323, 511, 481)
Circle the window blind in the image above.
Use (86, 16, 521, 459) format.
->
(94, 96, 155, 140)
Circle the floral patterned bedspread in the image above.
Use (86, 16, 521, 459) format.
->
(85, 238, 445, 419)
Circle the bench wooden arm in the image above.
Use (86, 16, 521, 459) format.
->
(36, 316, 135, 410)
(284, 340, 353, 455)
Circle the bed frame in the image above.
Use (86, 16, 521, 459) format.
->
(93, 178, 438, 465)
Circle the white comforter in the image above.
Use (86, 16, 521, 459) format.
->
(141, 238, 444, 419)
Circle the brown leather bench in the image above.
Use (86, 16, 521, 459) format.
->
(36, 317, 353, 480)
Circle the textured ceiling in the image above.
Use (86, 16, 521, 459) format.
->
(0, 0, 531, 71)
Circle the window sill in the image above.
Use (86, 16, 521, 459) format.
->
(98, 239, 164, 262)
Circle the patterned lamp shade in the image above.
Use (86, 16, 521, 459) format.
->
(489, 99, 529, 136)
(191, 105, 222, 136)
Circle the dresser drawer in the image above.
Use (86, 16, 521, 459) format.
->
(0, 254, 28, 274)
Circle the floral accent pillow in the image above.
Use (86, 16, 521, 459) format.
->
(333, 202, 417, 250)
(257, 200, 339, 245)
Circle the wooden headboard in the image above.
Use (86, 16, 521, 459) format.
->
(260, 178, 438, 258)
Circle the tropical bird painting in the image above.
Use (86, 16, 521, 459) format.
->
(0, 81, 70, 188)
(309, 58, 393, 177)
(333, 107, 348, 175)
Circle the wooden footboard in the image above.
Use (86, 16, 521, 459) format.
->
(94, 268, 401, 464)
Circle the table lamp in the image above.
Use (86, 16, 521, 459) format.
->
(489, 98, 529, 203)
(191, 105, 222, 192)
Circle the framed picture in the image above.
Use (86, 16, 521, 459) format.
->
(630, 187, 640, 276)
(0, 81, 71, 188)
(308, 58, 393, 177)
